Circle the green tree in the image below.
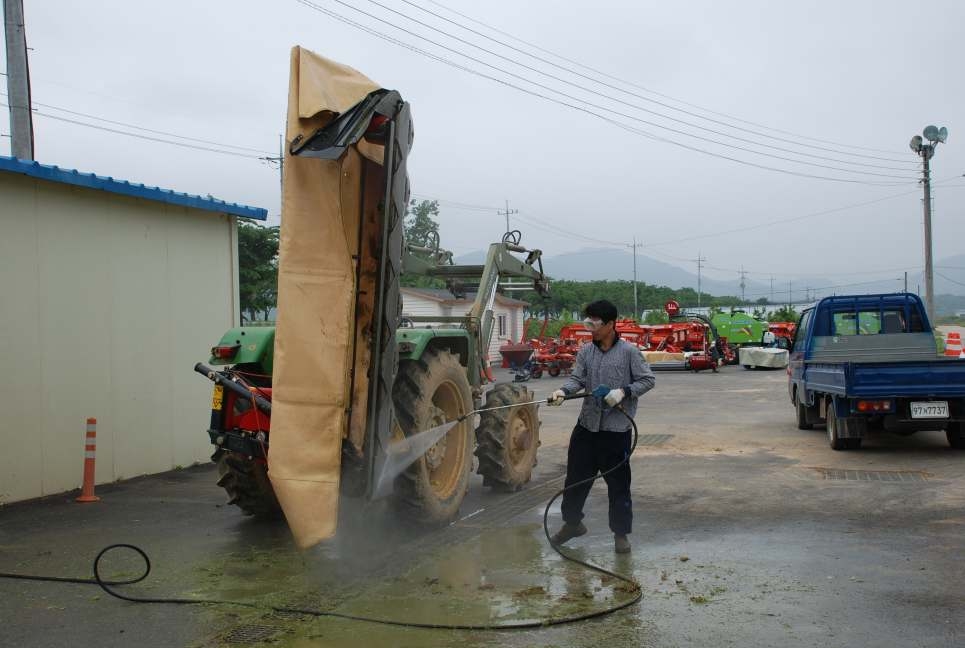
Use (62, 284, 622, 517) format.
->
(401, 199, 447, 288)
(767, 306, 799, 322)
(238, 221, 279, 323)
(405, 199, 440, 247)
(643, 309, 669, 324)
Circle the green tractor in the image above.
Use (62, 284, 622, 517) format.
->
(195, 48, 549, 544)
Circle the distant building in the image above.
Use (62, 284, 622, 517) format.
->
(400, 287, 528, 363)
(0, 157, 266, 504)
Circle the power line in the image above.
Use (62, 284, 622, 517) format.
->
(421, 0, 908, 157)
(0, 91, 274, 155)
(293, 0, 914, 186)
(0, 101, 265, 160)
(397, 0, 916, 168)
(337, 0, 915, 178)
(417, 190, 939, 283)
(936, 271, 965, 288)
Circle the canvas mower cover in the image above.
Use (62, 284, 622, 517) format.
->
(269, 46, 411, 548)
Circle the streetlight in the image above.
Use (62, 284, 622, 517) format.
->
(910, 124, 948, 323)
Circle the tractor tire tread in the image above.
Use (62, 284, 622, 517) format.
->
(475, 383, 540, 493)
(392, 349, 473, 525)
(216, 453, 282, 518)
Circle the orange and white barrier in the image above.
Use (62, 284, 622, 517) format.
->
(76, 417, 100, 503)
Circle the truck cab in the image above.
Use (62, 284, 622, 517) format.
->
(789, 293, 965, 450)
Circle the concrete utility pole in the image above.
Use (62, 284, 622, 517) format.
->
(626, 237, 642, 318)
(910, 125, 948, 323)
(739, 265, 747, 304)
(497, 199, 517, 234)
(695, 253, 707, 308)
(921, 154, 934, 320)
(3, 0, 34, 160)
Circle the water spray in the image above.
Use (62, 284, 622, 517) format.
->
(375, 392, 590, 495)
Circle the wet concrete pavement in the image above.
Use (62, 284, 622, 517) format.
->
(2, 367, 964, 647)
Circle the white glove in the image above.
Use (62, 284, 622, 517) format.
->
(548, 389, 566, 406)
(604, 388, 625, 407)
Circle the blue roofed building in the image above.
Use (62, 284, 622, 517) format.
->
(0, 156, 268, 503)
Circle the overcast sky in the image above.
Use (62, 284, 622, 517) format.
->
(3, 0, 963, 287)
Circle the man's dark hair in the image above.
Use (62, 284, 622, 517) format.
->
(584, 300, 618, 324)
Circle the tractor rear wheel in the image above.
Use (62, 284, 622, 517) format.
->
(215, 452, 282, 518)
(475, 383, 540, 492)
(392, 349, 473, 524)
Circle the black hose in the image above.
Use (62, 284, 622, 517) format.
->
(0, 408, 642, 630)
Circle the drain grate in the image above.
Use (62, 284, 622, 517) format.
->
(813, 468, 928, 482)
(637, 434, 673, 446)
(221, 624, 281, 644)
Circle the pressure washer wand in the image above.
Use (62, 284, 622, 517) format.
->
(455, 392, 588, 422)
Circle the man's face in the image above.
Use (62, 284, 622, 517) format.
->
(585, 317, 614, 342)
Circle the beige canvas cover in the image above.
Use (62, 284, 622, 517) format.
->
(269, 47, 383, 548)
(642, 351, 686, 363)
(738, 347, 789, 368)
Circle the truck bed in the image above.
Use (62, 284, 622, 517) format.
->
(805, 358, 965, 398)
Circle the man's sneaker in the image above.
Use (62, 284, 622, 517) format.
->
(550, 522, 587, 546)
(614, 534, 631, 554)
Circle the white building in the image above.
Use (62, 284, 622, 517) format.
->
(0, 157, 267, 504)
(400, 287, 529, 363)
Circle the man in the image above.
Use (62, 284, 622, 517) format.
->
(548, 300, 655, 554)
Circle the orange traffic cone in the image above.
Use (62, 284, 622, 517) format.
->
(76, 418, 100, 503)
(945, 332, 962, 358)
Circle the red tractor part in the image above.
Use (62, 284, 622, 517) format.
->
(768, 322, 797, 349)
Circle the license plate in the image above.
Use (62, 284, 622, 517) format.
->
(211, 385, 224, 410)
(910, 401, 948, 419)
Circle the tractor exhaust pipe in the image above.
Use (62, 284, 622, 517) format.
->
(194, 363, 272, 415)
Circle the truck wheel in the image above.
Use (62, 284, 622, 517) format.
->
(392, 349, 473, 524)
(947, 423, 965, 449)
(826, 401, 861, 450)
(215, 452, 282, 518)
(795, 392, 813, 430)
(475, 383, 540, 492)
(826, 401, 848, 450)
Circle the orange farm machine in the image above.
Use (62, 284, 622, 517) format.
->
(767, 322, 797, 349)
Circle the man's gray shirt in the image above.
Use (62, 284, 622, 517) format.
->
(560, 337, 655, 432)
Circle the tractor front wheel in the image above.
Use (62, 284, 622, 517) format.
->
(392, 349, 473, 524)
(475, 383, 540, 492)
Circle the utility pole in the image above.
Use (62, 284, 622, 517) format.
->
(695, 252, 707, 309)
(910, 125, 948, 323)
(770, 275, 774, 305)
(788, 281, 792, 309)
(4, 0, 34, 160)
(904, 271, 908, 293)
(497, 199, 518, 234)
(739, 265, 747, 305)
(626, 237, 642, 319)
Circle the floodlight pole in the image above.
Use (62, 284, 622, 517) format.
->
(921, 150, 934, 322)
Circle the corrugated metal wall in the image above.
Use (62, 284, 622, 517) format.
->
(0, 175, 237, 503)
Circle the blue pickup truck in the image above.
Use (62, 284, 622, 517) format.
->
(789, 293, 965, 450)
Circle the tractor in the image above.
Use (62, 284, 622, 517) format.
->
(195, 48, 548, 547)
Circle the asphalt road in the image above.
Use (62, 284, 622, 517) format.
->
(1, 366, 963, 647)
